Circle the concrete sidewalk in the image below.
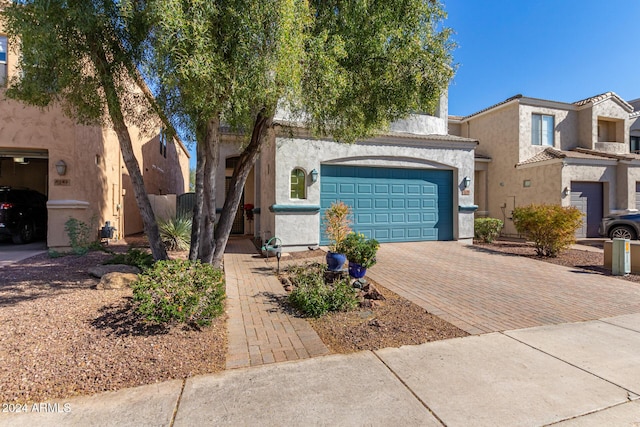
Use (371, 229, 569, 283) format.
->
(3, 313, 640, 426)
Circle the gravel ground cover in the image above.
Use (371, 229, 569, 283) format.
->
(0, 247, 226, 404)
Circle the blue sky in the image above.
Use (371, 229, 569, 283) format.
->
(444, 0, 640, 117)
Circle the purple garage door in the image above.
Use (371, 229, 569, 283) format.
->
(570, 182, 603, 238)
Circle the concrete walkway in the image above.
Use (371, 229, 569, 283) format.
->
(3, 314, 640, 426)
(224, 238, 329, 368)
(0, 241, 47, 268)
(368, 241, 640, 334)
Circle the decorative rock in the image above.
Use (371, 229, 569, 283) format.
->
(96, 272, 139, 290)
(89, 264, 141, 278)
(361, 283, 385, 301)
(284, 285, 294, 292)
(324, 270, 347, 284)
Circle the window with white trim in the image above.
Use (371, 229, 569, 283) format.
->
(290, 168, 306, 199)
(531, 114, 554, 146)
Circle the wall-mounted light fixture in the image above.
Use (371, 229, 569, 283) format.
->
(55, 160, 67, 176)
(562, 186, 570, 197)
(462, 176, 471, 189)
(310, 168, 319, 183)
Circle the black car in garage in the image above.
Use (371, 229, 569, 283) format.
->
(0, 187, 48, 244)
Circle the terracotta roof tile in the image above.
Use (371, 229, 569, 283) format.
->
(573, 92, 633, 111)
(516, 147, 640, 167)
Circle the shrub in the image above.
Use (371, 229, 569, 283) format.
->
(323, 201, 352, 253)
(342, 232, 379, 268)
(512, 204, 583, 257)
(132, 260, 225, 327)
(159, 215, 192, 251)
(104, 248, 154, 270)
(287, 263, 358, 317)
(474, 218, 504, 243)
(65, 217, 99, 255)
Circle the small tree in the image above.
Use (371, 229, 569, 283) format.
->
(322, 201, 352, 253)
(512, 204, 583, 257)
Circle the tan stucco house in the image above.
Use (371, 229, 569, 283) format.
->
(449, 92, 639, 238)
(0, 32, 190, 249)
(218, 93, 479, 252)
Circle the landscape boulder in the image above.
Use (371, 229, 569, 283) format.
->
(89, 264, 141, 278)
(96, 272, 139, 290)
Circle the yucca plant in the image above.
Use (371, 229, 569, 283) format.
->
(159, 215, 192, 251)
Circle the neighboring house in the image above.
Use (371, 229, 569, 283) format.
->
(219, 93, 479, 251)
(630, 98, 640, 155)
(449, 92, 637, 238)
(0, 32, 190, 248)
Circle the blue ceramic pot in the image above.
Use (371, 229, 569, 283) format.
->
(326, 252, 347, 271)
(348, 262, 367, 278)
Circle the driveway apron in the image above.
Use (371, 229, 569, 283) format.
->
(367, 241, 640, 334)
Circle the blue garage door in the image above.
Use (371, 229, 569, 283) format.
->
(320, 165, 453, 243)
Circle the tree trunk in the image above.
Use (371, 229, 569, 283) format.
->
(199, 116, 220, 264)
(211, 109, 272, 267)
(93, 45, 167, 260)
(189, 138, 206, 261)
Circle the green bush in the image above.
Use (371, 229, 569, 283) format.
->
(287, 263, 358, 317)
(512, 204, 583, 257)
(104, 248, 154, 270)
(159, 215, 192, 251)
(65, 217, 99, 255)
(342, 232, 379, 268)
(132, 260, 225, 327)
(474, 218, 504, 243)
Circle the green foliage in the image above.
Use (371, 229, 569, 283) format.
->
(303, 0, 455, 142)
(512, 204, 583, 257)
(342, 232, 379, 268)
(48, 249, 63, 258)
(323, 201, 352, 252)
(159, 215, 192, 251)
(64, 217, 98, 255)
(132, 260, 225, 327)
(287, 263, 358, 317)
(474, 218, 504, 243)
(2, 0, 154, 128)
(104, 248, 154, 270)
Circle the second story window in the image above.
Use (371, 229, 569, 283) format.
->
(0, 36, 7, 87)
(531, 114, 554, 146)
(631, 136, 640, 154)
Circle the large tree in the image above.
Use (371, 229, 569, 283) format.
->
(1, 0, 169, 260)
(145, 0, 455, 267)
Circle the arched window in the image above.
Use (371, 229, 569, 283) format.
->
(290, 168, 306, 199)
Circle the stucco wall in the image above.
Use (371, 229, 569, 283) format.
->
(460, 103, 521, 230)
(259, 133, 278, 243)
(122, 128, 189, 236)
(518, 103, 578, 156)
(592, 101, 630, 144)
(271, 134, 476, 250)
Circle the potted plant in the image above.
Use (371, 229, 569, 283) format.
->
(323, 201, 352, 271)
(243, 203, 254, 221)
(342, 232, 380, 278)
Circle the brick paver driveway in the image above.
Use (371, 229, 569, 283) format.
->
(367, 242, 640, 334)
